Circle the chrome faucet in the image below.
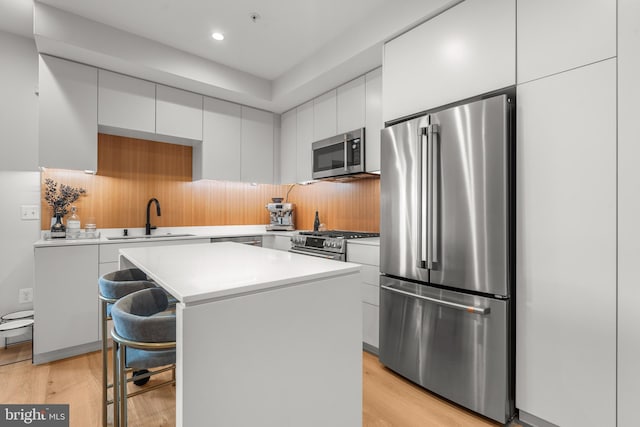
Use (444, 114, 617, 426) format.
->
(145, 198, 161, 235)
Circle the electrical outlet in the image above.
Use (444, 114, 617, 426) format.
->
(19, 288, 33, 304)
(21, 205, 40, 220)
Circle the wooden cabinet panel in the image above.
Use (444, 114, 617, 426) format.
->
(517, 0, 616, 83)
(38, 55, 98, 171)
(296, 101, 314, 183)
(156, 85, 203, 141)
(196, 97, 242, 181)
(279, 109, 297, 184)
(383, 0, 515, 121)
(516, 59, 616, 427)
(337, 76, 365, 134)
(98, 70, 155, 133)
(241, 106, 274, 184)
(313, 90, 337, 141)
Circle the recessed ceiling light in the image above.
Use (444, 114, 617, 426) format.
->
(211, 32, 224, 41)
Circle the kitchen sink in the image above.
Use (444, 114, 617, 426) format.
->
(105, 233, 196, 240)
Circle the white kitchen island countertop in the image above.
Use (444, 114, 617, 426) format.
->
(119, 241, 363, 427)
(120, 242, 361, 304)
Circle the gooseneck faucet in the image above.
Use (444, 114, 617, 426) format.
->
(145, 198, 161, 235)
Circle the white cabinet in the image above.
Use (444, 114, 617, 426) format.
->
(337, 76, 365, 134)
(296, 101, 314, 183)
(517, 0, 616, 84)
(365, 68, 382, 172)
(241, 106, 274, 184)
(383, 0, 515, 121)
(346, 240, 380, 352)
(617, 1, 640, 425)
(38, 55, 98, 172)
(516, 59, 616, 427)
(98, 70, 155, 134)
(313, 90, 337, 141)
(156, 85, 203, 141)
(195, 97, 242, 181)
(34, 244, 100, 363)
(262, 234, 292, 251)
(279, 109, 297, 184)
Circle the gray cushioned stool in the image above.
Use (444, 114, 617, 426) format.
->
(111, 288, 176, 427)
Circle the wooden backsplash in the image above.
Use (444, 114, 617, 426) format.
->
(41, 133, 380, 232)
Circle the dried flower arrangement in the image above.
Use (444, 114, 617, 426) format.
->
(44, 178, 87, 217)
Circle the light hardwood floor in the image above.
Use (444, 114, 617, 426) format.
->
(0, 344, 509, 426)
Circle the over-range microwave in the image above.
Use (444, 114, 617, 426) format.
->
(312, 128, 365, 179)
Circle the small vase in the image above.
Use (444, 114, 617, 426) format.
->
(50, 213, 66, 239)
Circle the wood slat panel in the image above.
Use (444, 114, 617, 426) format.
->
(41, 134, 380, 232)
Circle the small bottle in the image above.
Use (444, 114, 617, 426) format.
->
(67, 205, 81, 238)
(313, 211, 320, 232)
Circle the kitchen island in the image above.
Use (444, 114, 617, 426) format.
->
(119, 242, 362, 427)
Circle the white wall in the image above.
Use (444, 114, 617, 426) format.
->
(0, 31, 40, 319)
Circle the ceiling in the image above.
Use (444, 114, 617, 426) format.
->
(0, 0, 457, 112)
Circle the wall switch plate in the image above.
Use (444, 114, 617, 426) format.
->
(21, 205, 40, 220)
(19, 288, 33, 304)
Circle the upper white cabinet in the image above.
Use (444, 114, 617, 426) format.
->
(156, 85, 203, 141)
(279, 109, 297, 184)
(516, 59, 616, 427)
(296, 101, 314, 183)
(196, 97, 242, 181)
(241, 106, 274, 184)
(337, 76, 365, 134)
(383, 0, 515, 121)
(98, 70, 155, 134)
(365, 68, 382, 172)
(313, 90, 337, 141)
(517, 0, 616, 84)
(38, 55, 98, 171)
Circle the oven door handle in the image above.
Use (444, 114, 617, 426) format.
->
(289, 248, 340, 260)
(381, 285, 490, 315)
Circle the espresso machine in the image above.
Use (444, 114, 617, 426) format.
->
(266, 199, 295, 231)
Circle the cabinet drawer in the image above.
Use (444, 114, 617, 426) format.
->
(99, 238, 209, 263)
(361, 264, 380, 286)
(361, 282, 379, 306)
(347, 244, 379, 266)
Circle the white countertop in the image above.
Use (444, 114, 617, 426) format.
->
(34, 225, 295, 247)
(120, 242, 360, 304)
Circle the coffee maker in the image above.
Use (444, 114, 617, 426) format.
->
(266, 199, 295, 231)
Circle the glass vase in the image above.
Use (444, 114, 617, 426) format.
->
(50, 213, 66, 239)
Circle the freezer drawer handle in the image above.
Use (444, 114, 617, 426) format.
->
(381, 284, 490, 315)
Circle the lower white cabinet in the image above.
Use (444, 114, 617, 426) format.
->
(262, 234, 292, 251)
(34, 244, 100, 363)
(346, 240, 380, 353)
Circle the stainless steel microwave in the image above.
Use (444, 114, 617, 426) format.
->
(312, 128, 365, 179)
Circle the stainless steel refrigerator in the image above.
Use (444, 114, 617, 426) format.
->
(379, 93, 515, 423)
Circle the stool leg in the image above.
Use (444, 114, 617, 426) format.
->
(113, 340, 120, 427)
(101, 301, 108, 427)
(118, 344, 127, 427)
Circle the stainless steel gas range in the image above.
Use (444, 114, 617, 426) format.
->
(290, 230, 380, 261)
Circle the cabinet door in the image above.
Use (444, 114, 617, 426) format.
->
(516, 59, 616, 427)
(241, 106, 274, 183)
(517, 0, 616, 84)
(38, 55, 98, 171)
(156, 85, 203, 141)
(337, 76, 365, 134)
(296, 101, 314, 182)
(313, 90, 337, 141)
(197, 97, 241, 181)
(34, 245, 99, 360)
(365, 68, 382, 172)
(279, 109, 297, 184)
(98, 70, 155, 133)
(383, 0, 515, 121)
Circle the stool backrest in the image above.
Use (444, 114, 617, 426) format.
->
(111, 288, 175, 343)
(99, 268, 155, 300)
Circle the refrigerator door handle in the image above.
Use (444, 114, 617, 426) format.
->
(429, 123, 440, 266)
(418, 127, 428, 268)
(381, 284, 490, 315)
